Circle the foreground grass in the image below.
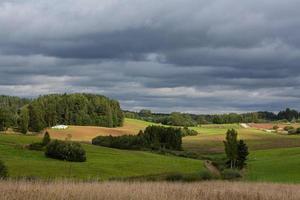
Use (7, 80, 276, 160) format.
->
(1, 180, 300, 200)
(0, 134, 203, 180)
(246, 147, 300, 183)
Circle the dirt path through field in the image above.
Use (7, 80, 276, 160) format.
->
(204, 160, 221, 177)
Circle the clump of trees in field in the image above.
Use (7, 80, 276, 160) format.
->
(0, 93, 124, 133)
(224, 129, 249, 169)
(45, 140, 86, 162)
(92, 125, 182, 151)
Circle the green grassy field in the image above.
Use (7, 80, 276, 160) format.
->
(184, 124, 300, 155)
(3, 119, 300, 183)
(246, 147, 300, 183)
(0, 134, 203, 180)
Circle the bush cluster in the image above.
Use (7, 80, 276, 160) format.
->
(180, 127, 198, 137)
(0, 160, 8, 178)
(28, 142, 45, 151)
(284, 126, 300, 134)
(45, 140, 86, 162)
(28, 132, 51, 151)
(92, 125, 182, 151)
(221, 169, 241, 180)
(92, 135, 143, 150)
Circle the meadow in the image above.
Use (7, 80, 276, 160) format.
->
(184, 124, 300, 155)
(1, 180, 300, 200)
(246, 147, 300, 183)
(0, 134, 202, 180)
(2, 118, 300, 183)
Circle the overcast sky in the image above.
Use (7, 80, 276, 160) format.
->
(1, 0, 300, 113)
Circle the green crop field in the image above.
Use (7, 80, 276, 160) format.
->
(0, 134, 203, 180)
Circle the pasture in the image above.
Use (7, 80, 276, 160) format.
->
(183, 124, 300, 155)
(0, 134, 203, 180)
(246, 147, 300, 183)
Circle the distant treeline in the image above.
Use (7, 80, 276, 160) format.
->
(0, 94, 124, 133)
(125, 108, 300, 126)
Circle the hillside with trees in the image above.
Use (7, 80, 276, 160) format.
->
(124, 108, 300, 126)
(0, 93, 124, 133)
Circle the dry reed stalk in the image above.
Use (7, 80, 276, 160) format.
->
(0, 180, 299, 200)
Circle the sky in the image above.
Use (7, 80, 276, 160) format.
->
(1, 0, 300, 114)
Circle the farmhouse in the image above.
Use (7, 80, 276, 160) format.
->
(51, 125, 68, 130)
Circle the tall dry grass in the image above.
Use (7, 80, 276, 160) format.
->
(1, 180, 300, 200)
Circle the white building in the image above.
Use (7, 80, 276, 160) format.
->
(51, 125, 68, 129)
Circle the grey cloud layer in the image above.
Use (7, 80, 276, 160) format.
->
(0, 0, 300, 113)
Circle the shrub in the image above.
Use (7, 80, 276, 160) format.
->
(28, 142, 44, 151)
(297, 128, 300, 134)
(165, 173, 184, 181)
(288, 128, 297, 134)
(42, 131, 51, 146)
(180, 127, 198, 137)
(0, 160, 8, 178)
(273, 125, 279, 130)
(284, 126, 294, 131)
(45, 140, 86, 162)
(221, 169, 241, 180)
(199, 170, 213, 180)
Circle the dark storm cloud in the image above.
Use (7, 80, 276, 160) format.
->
(0, 0, 300, 113)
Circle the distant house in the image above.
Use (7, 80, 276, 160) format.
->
(51, 125, 68, 130)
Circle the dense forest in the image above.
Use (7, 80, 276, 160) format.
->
(124, 108, 300, 126)
(0, 94, 124, 133)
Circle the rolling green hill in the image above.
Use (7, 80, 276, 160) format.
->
(0, 134, 203, 180)
(246, 147, 300, 183)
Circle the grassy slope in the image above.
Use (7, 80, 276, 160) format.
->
(246, 147, 300, 183)
(183, 124, 300, 183)
(183, 124, 300, 155)
(46, 118, 158, 142)
(0, 134, 203, 180)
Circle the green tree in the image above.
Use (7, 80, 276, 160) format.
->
(224, 129, 238, 168)
(0, 108, 10, 132)
(19, 107, 29, 134)
(237, 140, 249, 169)
(28, 103, 46, 132)
(42, 131, 51, 146)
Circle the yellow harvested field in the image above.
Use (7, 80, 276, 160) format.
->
(45, 118, 155, 142)
(2, 180, 300, 200)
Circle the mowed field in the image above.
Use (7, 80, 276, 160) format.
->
(0, 134, 203, 180)
(46, 118, 157, 141)
(2, 180, 300, 200)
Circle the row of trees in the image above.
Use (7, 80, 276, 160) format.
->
(125, 108, 300, 126)
(92, 125, 182, 151)
(0, 93, 124, 133)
